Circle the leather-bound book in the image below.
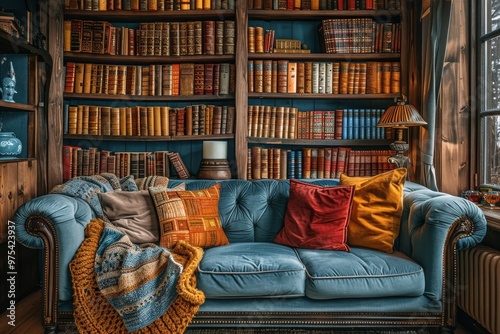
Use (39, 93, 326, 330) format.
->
(247, 60, 254, 92)
(194, 21, 203, 55)
(304, 62, 312, 93)
(277, 60, 289, 93)
(203, 20, 215, 55)
(116, 65, 127, 95)
(170, 22, 180, 56)
(248, 27, 255, 53)
(160, 106, 170, 136)
(215, 21, 224, 55)
(391, 61, 400, 93)
(125, 65, 136, 95)
(161, 22, 170, 56)
(381, 61, 392, 94)
(254, 60, 264, 93)
(255, 27, 264, 53)
(100, 107, 111, 136)
(74, 62, 85, 94)
(168, 152, 190, 179)
(213, 63, 220, 95)
(287, 62, 297, 93)
(70, 19, 82, 52)
(186, 21, 195, 55)
(172, 63, 180, 96)
(111, 107, 121, 136)
(288, 107, 297, 139)
(212, 106, 223, 134)
(81, 20, 93, 53)
(262, 60, 273, 93)
(219, 63, 230, 95)
(161, 64, 172, 96)
(179, 22, 188, 55)
(223, 20, 235, 54)
(302, 148, 312, 179)
(65, 62, 76, 93)
(339, 61, 349, 94)
(204, 63, 214, 95)
(179, 63, 195, 96)
(296, 62, 305, 94)
(194, 63, 205, 95)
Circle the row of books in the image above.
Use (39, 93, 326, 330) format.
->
(248, 106, 390, 140)
(247, 146, 396, 180)
(65, 104, 235, 136)
(66, 0, 236, 11)
(248, 0, 400, 10)
(248, 28, 310, 54)
(65, 19, 236, 56)
(63, 146, 191, 181)
(319, 19, 400, 54)
(64, 62, 235, 96)
(248, 60, 400, 95)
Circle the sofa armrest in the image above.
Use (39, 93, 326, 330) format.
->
(14, 194, 95, 302)
(399, 189, 487, 304)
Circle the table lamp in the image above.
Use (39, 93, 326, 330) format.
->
(197, 141, 231, 179)
(376, 94, 427, 169)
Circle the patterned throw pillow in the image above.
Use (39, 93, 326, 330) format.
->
(149, 183, 229, 249)
(274, 179, 355, 251)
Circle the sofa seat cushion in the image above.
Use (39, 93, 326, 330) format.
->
(295, 247, 425, 300)
(197, 242, 306, 298)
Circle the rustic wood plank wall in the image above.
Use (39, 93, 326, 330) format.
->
(436, 0, 471, 195)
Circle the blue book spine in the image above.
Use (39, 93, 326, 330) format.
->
(359, 109, 365, 140)
(295, 150, 303, 179)
(347, 109, 354, 140)
(287, 150, 296, 179)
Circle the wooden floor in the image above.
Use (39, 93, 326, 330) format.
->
(0, 289, 476, 334)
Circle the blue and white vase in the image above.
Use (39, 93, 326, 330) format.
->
(0, 132, 22, 157)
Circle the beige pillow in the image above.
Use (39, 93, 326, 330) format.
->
(98, 184, 185, 244)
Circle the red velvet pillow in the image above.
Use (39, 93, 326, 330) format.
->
(274, 179, 355, 251)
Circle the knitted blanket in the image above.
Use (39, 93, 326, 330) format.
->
(70, 219, 205, 333)
(50, 173, 138, 218)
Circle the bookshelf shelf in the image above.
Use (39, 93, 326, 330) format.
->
(63, 93, 235, 101)
(248, 93, 396, 100)
(248, 53, 401, 61)
(0, 30, 53, 66)
(248, 9, 401, 21)
(0, 100, 37, 112)
(64, 52, 235, 64)
(248, 137, 392, 146)
(64, 134, 234, 141)
(64, 9, 236, 21)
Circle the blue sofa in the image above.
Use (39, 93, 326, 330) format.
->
(14, 178, 487, 334)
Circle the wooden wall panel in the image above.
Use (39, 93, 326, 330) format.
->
(437, 0, 470, 195)
(46, 0, 65, 190)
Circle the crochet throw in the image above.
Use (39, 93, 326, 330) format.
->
(70, 219, 205, 333)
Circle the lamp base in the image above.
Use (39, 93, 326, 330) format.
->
(197, 159, 231, 180)
(389, 141, 410, 169)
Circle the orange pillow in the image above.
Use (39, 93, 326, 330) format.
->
(340, 168, 406, 253)
(149, 183, 229, 249)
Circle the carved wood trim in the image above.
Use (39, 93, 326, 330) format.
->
(25, 215, 59, 333)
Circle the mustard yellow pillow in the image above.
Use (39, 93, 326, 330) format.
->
(339, 168, 406, 253)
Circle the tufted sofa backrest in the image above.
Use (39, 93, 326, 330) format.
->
(168, 179, 341, 243)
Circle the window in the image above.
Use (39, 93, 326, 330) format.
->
(480, 0, 500, 186)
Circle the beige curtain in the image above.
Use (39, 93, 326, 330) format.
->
(419, 0, 453, 191)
